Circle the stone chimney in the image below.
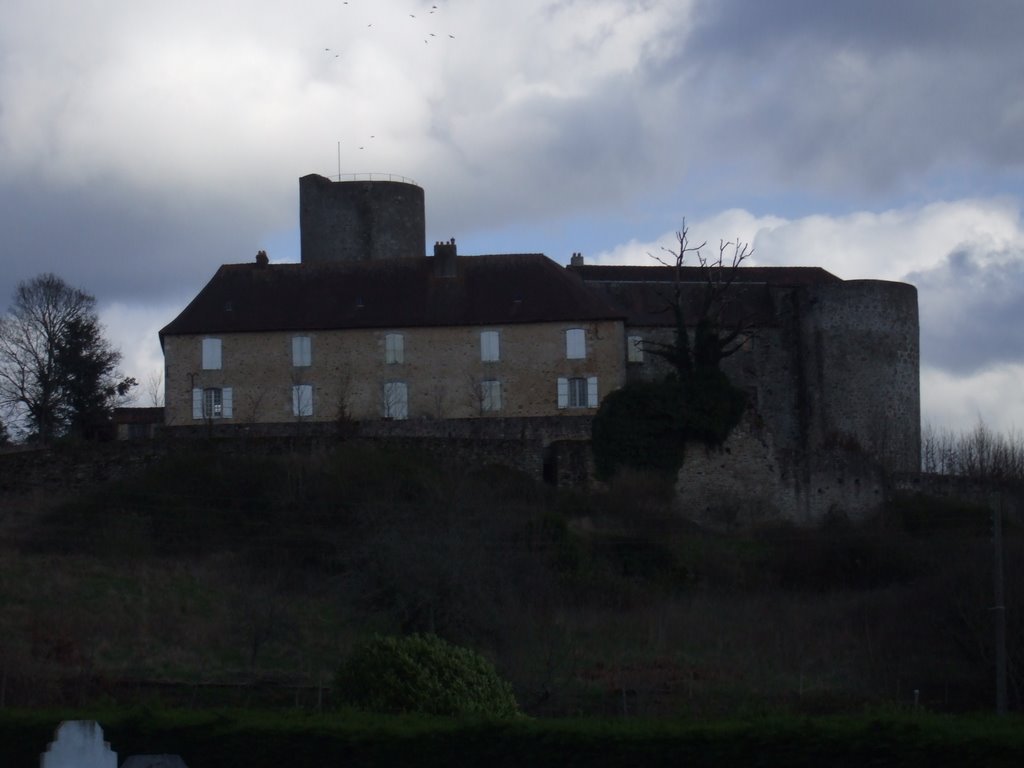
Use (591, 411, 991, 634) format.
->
(255, 250, 269, 267)
(570, 252, 584, 267)
(434, 238, 457, 277)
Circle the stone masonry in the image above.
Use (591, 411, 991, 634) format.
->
(164, 320, 625, 427)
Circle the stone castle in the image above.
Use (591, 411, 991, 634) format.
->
(159, 174, 920, 524)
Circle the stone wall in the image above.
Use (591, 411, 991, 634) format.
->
(893, 471, 1024, 523)
(675, 409, 886, 529)
(9, 426, 1017, 530)
(619, 280, 920, 482)
(799, 280, 920, 473)
(299, 175, 426, 264)
(0, 416, 596, 497)
(164, 320, 625, 427)
(0, 442, 168, 497)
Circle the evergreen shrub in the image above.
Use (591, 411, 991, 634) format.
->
(335, 634, 519, 718)
(591, 371, 746, 479)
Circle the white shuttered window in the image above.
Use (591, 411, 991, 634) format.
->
(385, 333, 404, 364)
(383, 381, 408, 419)
(556, 377, 597, 409)
(192, 387, 232, 419)
(292, 384, 313, 417)
(202, 338, 222, 370)
(480, 331, 500, 362)
(481, 379, 502, 411)
(627, 336, 644, 363)
(292, 336, 312, 367)
(565, 328, 586, 359)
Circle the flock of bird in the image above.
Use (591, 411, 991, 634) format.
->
(324, 0, 455, 58)
(322, 2, 458, 165)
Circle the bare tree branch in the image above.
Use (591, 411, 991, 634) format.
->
(643, 222, 756, 378)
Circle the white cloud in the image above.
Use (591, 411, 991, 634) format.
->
(921, 364, 1024, 433)
(591, 197, 1024, 277)
(99, 301, 175, 406)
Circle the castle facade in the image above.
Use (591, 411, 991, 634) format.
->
(160, 174, 920, 523)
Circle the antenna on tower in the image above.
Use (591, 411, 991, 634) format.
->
(337, 141, 341, 181)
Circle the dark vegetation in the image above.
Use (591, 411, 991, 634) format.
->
(592, 222, 749, 479)
(0, 442, 1022, 723)
(335, 633, 519, 717)
(0, 273, 136, 442)
(5, 707, 1024, 767)
(591, 369, 746, 479)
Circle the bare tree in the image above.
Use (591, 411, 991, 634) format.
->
(144, 370, 164, 407)
(921, 421, 1024, 481)
(334, 374, 355, 423)
(290, 369, 313, 423)
(429, 382, 448, 419)
(238, 385, 271, 424)
(0, 274, 135, 441)
(646, 220, 755, 378)
(465, 373, 486, 416)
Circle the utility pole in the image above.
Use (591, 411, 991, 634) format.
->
(993, 493, 1008, 715)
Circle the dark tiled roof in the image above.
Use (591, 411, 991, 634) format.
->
(567, 264, 839, 328)
(160, 254, 624, 339)
(568, 264, 841, 285)
(582, 280, 777, 327)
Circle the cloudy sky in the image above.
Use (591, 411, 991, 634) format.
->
(2, 0, 1023, 431)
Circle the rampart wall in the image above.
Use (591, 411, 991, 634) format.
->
(893, 471, 1024, 523)
(6, 425, 1016, 529)
(0, 416, 595, 498)
(674, 409, 887, 528)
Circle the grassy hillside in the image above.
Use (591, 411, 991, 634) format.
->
(0, 443, 1019, 716)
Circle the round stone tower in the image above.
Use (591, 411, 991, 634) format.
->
(798, 279, 920, 473)
(299, 174, 426, 263)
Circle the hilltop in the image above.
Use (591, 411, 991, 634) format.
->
(0, 441, 1017, 716)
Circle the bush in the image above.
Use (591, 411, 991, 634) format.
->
(591, 379, 688, 479)
(591, 371, 746, 479)
(335, 634, 519, 718)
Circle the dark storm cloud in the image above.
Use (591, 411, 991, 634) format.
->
(0, 178, 293, 311)
(689, 0, 1024, 53)
(644, 0, 1024, 200)
(908, 246, 1024, 374)
(426, 80, 661, 234)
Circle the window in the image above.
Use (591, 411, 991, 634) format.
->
(292, 384, 313, 417)
(192, 387, 233, 419)
(292, 336, 311, 367)
(481, 379, 502, 412)
(557, 377, 598, 409)
(480, 330, 500, 362)
(565, 328, 586, 359)
(627, 335, 644, 363)
(202, 338, 222, 370)
(383, 381, 408, 420)
(385, 333, 404, 364)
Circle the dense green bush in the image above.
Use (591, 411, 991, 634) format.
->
(335, 634, 519, 718)
(591, 379, 688, 479)
(591, 371, 745, 479)
(681, 367, 747, 446)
